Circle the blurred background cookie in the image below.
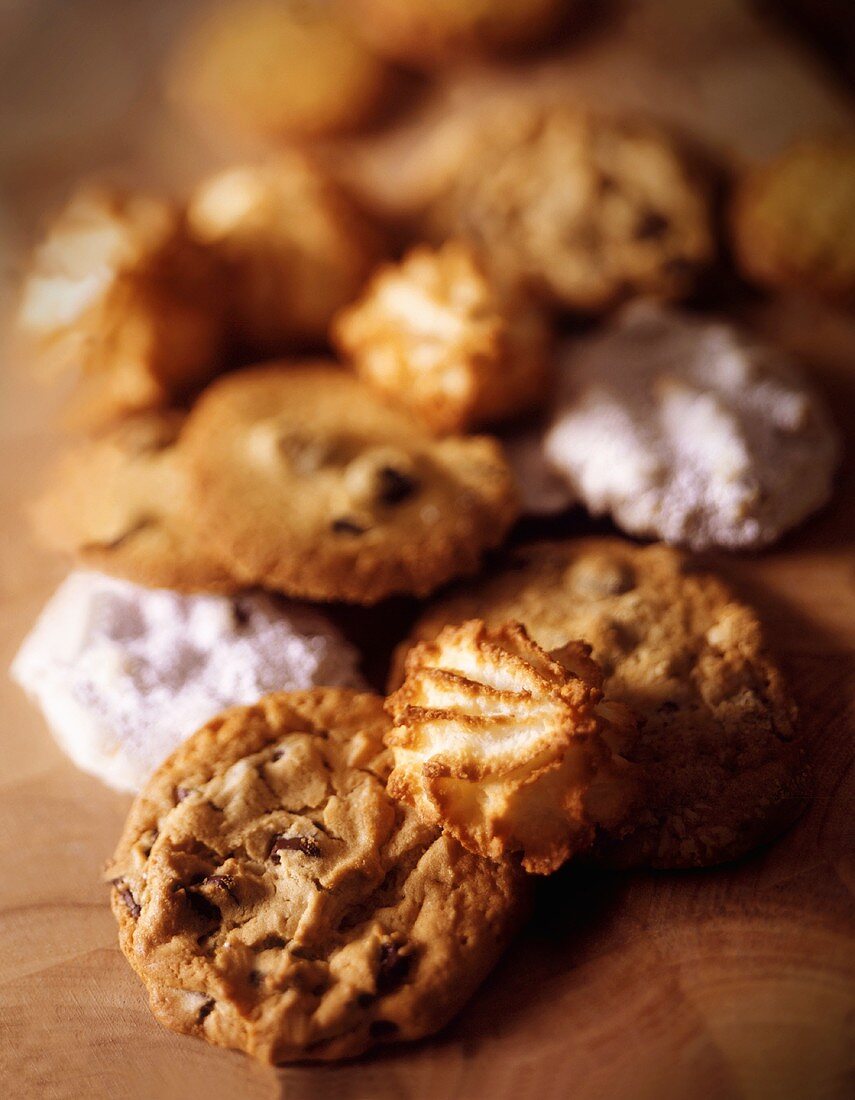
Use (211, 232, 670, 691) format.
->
(182, 363, 519, 603)
(395, 538, 805, 870)
(730, 138, 855, 305)
(334, 240, 551, 434)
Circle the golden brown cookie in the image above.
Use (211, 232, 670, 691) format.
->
(386, 620, 640, 874)
(428, 105, 714, 312)
(182, 363, 519, 604)
(169, 0, 388, 141)
(333, 240, 552, 434)
(106, 689, 528, 1063)
(394, 539, 804, 869)
(188, 158, 382, 350)
(730, 140, 855, 304)
(32, 412, 237, 593)
(18, 187, 224, 429)
(345, 0, 568, 66)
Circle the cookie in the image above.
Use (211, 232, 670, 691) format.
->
(428, 105, 714, 312)
(386, 620, 640, 874)
(31, 412, 236, 593)
(345, 0, 568, 66)
(333, 240, 552, 434)
(394, 539, 804, 869)
(18, 187, 223, 428)
(188, 158, 383, 350)
(182, 363, 519, 604)
(12, 572, 363, 792)
(169, 0, 387, 141)
(730, 140, 855, 304)
(106, 689, 528, 1063)
(542, 302, 840, 550)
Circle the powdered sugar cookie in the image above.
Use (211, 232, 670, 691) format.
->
(544, 302, 840, 549)
(11, 571, 364, 792)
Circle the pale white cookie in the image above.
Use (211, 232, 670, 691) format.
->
(11, 571, 363, 792)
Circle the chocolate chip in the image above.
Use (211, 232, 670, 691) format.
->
(369, 1019, 400, 1039)
(356, 992, 375, 1008)
(175, 785, 192, 803)
(634, 210, 669, 240)
(182, 888, 221, 923)
(270, 834, 322, 861)
(203, 874, 237, 901)
(256, 934, 287, 951)
(232, 600, 251, 627)
(376, 941, 411, 994)
(377, 467, 417, 506)
(116, 883, 141, 918)
(197, 998, 215, 1022)
(331, 517, 368, 535)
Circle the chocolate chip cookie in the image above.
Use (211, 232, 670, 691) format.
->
(106, 689, 528, 1063)
(32, 412, 236, 593)
(181, 363, 519, 604)
(393, 539, 804, 869)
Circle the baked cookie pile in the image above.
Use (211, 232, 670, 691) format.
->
(13, 0, 848, 1068)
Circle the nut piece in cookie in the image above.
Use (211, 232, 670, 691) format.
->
(543, 301, 840, 550)
(169, 0, 388, 141)
(188, 158, 383, 350)
(182, 363, 519, 604)
(386, 620, 640, 874)
(730, 139, 855, 304)
(429, 105, 714, 312)
(18, 187, 223, 428)
(106, 688, 528, 1063)
(394, 539, 805, 869)
(31, 411, 236, 593)
(334, 240, 552, 434)
(345, 0, 568, 66)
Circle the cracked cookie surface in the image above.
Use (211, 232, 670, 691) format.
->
(182, 363, 519, 604)
(393, 539, 804, 869)
(107, 688, 528, 1063)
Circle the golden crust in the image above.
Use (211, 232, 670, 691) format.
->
(730, 140, 855, 303)
(188, 158, 383, 350)
(386, 620, 641, 874)
(18, 187, 224, 429)
(333, 240, 552, 434)
(169, 0, 387, 141)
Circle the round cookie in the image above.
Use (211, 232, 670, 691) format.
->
(543, 302, 840, 550)
(428, 105, 714, 312)
(730, 140, 855, 304)
(106, 689, 528, 1063)
(182, 363, 519, 604)
(32, 412, 236, 593)
(394, 538, 804, 869)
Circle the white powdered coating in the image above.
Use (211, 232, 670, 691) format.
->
(543, 302, 840, 550)
(11, 571, 364, 792)
(502, 429, 577, 516)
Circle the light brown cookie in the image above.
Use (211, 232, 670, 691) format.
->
(730, 140, 855, 304)
(182, 363, 519, 604)
(32, 412, 237, 593)
(428, 105, 714, 312)
(169, 0, 388, 141)
(188, 158, 382, 351)
(18, 187, 224, 429)
(394, 539, 804, 869)
(345, 0, 568, 66)
(106, 689, 528, 1063)
(333, 240, 552, 434)
(386, 620, 640, 874)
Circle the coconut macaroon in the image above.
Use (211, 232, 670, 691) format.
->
(345, 0, 568, 67)
(188, 158, 382, 350)
(385, 620, 640, 874)
(333, 241, 552, 434)
(18, 187, 223, 427)
(429, 105, 714, 313)
(169, 0, 388, 141)
(730, 139, 855, 304)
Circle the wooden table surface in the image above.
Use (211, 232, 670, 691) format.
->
(0, 2, 853, 1098)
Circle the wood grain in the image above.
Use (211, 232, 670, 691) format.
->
(0, 2, 853, 1098)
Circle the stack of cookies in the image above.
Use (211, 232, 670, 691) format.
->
(12, 0, 851, 1068)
